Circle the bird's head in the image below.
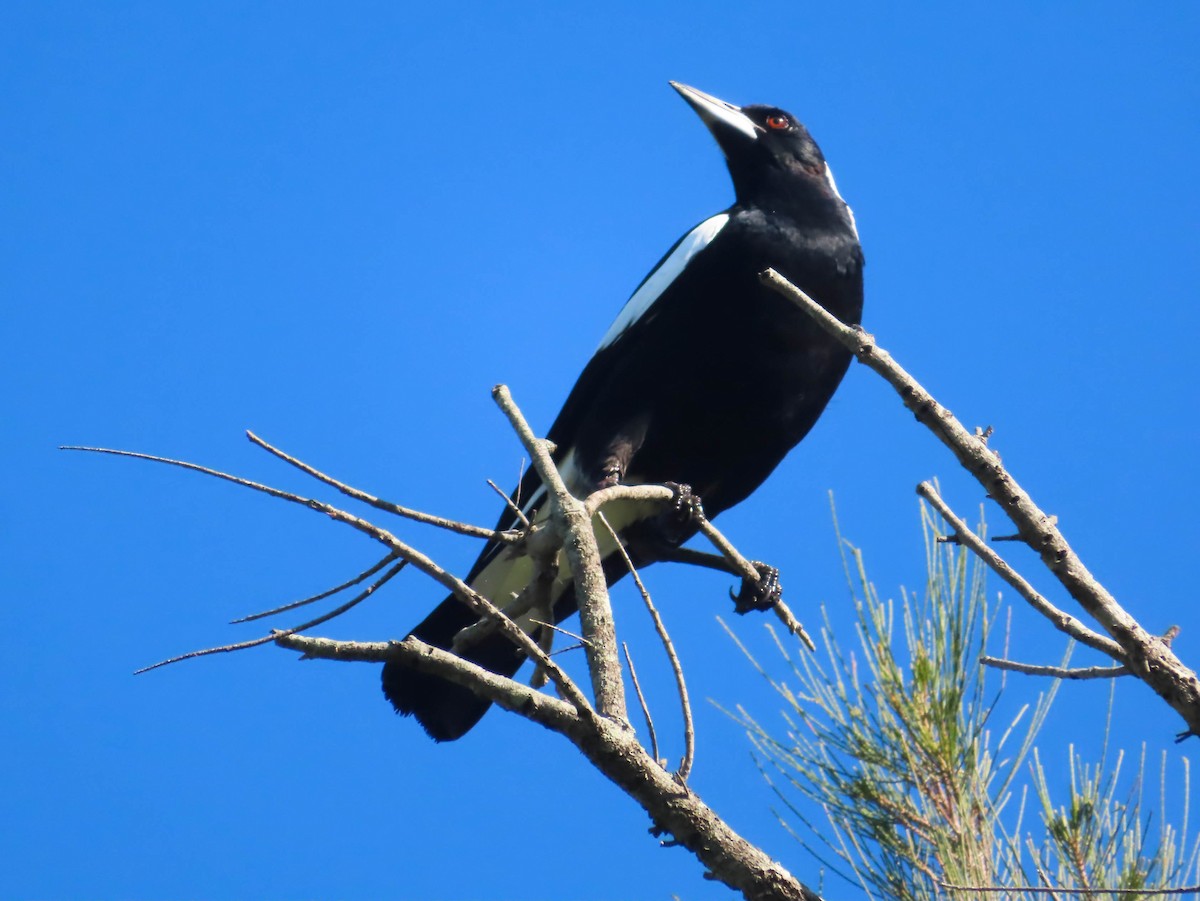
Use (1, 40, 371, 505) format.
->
(670, 81, 853, 226)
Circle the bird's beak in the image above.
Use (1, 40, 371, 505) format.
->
(670, 81, 761, 147)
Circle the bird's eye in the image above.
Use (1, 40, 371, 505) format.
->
(766, 114, 790, 130)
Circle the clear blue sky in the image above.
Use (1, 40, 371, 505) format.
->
(4, 3, 1198, 899)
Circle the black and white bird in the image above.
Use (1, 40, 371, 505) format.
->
(383, 82, 864, 741)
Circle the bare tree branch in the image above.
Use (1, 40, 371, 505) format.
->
(759, 268, 1200, 738)
(70, 385, 836, 900)
(278, 633, 582, 732)
(492, 384, 628, 725)
(583, 482, 676, 513)
(277, 629, 819, 901)
(917, 481, 1125, 662)
(246, 430, 516, 544)
(979, 656, 1130, 680)
(63, 444, 589, 713)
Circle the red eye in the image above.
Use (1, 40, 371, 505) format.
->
(766, 114, 790, 130)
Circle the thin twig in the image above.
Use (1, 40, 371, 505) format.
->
(623, 641, 661, 765)
(550, 642, 586, 657)
(487, 478, 530, 528)
(245, 431, 518, 544)
(587, 483, 809, 644)
(231, 553, 399, 623)
(61, 445, 320, 503)
(66, 444, 589, 712)
(939, 881, 1200, 895)
(979, 656, 1131, 680)
(599, 512, 695, 783)
(917, 481, 1125, 662)
(136, 559, 408, 672)
(530, 620, 593, 647)
(759, 267, 1200, 735)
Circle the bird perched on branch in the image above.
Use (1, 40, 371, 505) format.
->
(383, 82, 864, 741)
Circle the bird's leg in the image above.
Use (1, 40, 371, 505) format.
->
(589, 425, 646, 491)
(621, 483, 785, 614)
(649, 545, 735, 572)
(647, 544, 783, 614)
(596, 460, 624, 490)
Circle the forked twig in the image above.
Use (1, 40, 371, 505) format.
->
(917, 481, 1125, 662)
(232, 553, 399, 623)
(246, 430, 517, 543)
(64, 444, 589, 713)
(487, 478, 530, 529)
(135, 559, 407, 673)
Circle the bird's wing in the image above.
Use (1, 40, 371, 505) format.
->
(541, 211, 733, 456)
(595, 212, 730, 351)
(463, 212, 733, 584)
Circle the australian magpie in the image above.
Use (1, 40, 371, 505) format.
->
(383, 82, 864, 741)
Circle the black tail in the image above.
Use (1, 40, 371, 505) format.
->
(381, 595, 526, 741)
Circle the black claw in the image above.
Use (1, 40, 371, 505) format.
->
(657, 482, 704, 546)
(730, 561, 782, 614)
(595, 463, 623, 490)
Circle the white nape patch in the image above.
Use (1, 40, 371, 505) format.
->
(597, 213, 730, 351)
(823, 163, 859, 239)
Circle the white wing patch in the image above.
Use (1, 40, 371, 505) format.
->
(596, 213, 730, 351)
(823, 163, 859, 239)
(469, 460, 665, 641)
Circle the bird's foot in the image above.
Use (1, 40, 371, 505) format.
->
(730, 561, 782, 614)
(648, 821, 682, 847)
(658, 482, 704, 546)
(595, 462, 624, 491)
